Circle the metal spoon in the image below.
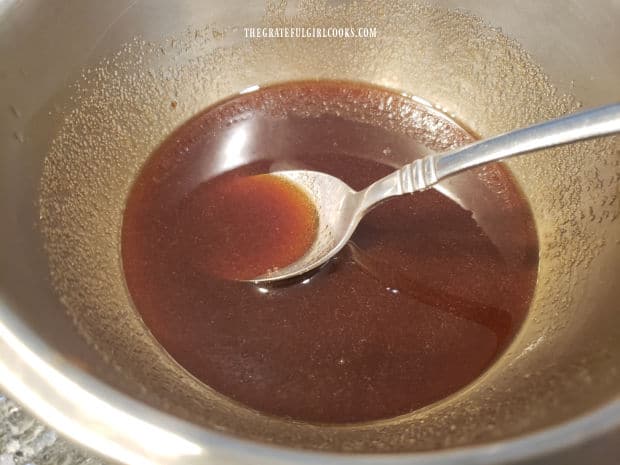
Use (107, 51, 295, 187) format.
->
(252, 103, 620, 283)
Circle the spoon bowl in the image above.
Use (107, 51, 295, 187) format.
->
(254, 170, 360, 281)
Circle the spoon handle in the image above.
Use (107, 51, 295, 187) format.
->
(397, 103, 620, 193)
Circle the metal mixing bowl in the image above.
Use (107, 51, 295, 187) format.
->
(1, 1, 618, 464)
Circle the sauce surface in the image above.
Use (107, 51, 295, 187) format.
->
(122, 81, 538, 423)
(181, 173, 317, 280)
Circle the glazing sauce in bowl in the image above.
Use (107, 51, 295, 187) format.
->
(121, 81, 538, 423)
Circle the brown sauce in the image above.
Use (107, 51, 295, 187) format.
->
(180, 173, 317, 280)
(122, 81, 538, 424)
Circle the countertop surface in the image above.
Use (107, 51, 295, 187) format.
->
(0, 394, 105, 465)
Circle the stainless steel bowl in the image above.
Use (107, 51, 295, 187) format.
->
(1, 1, 619, 464)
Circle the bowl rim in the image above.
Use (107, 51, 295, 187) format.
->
(1, 297, 619, 465)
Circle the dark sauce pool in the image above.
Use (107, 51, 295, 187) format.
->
(122, 81, 538, 423)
